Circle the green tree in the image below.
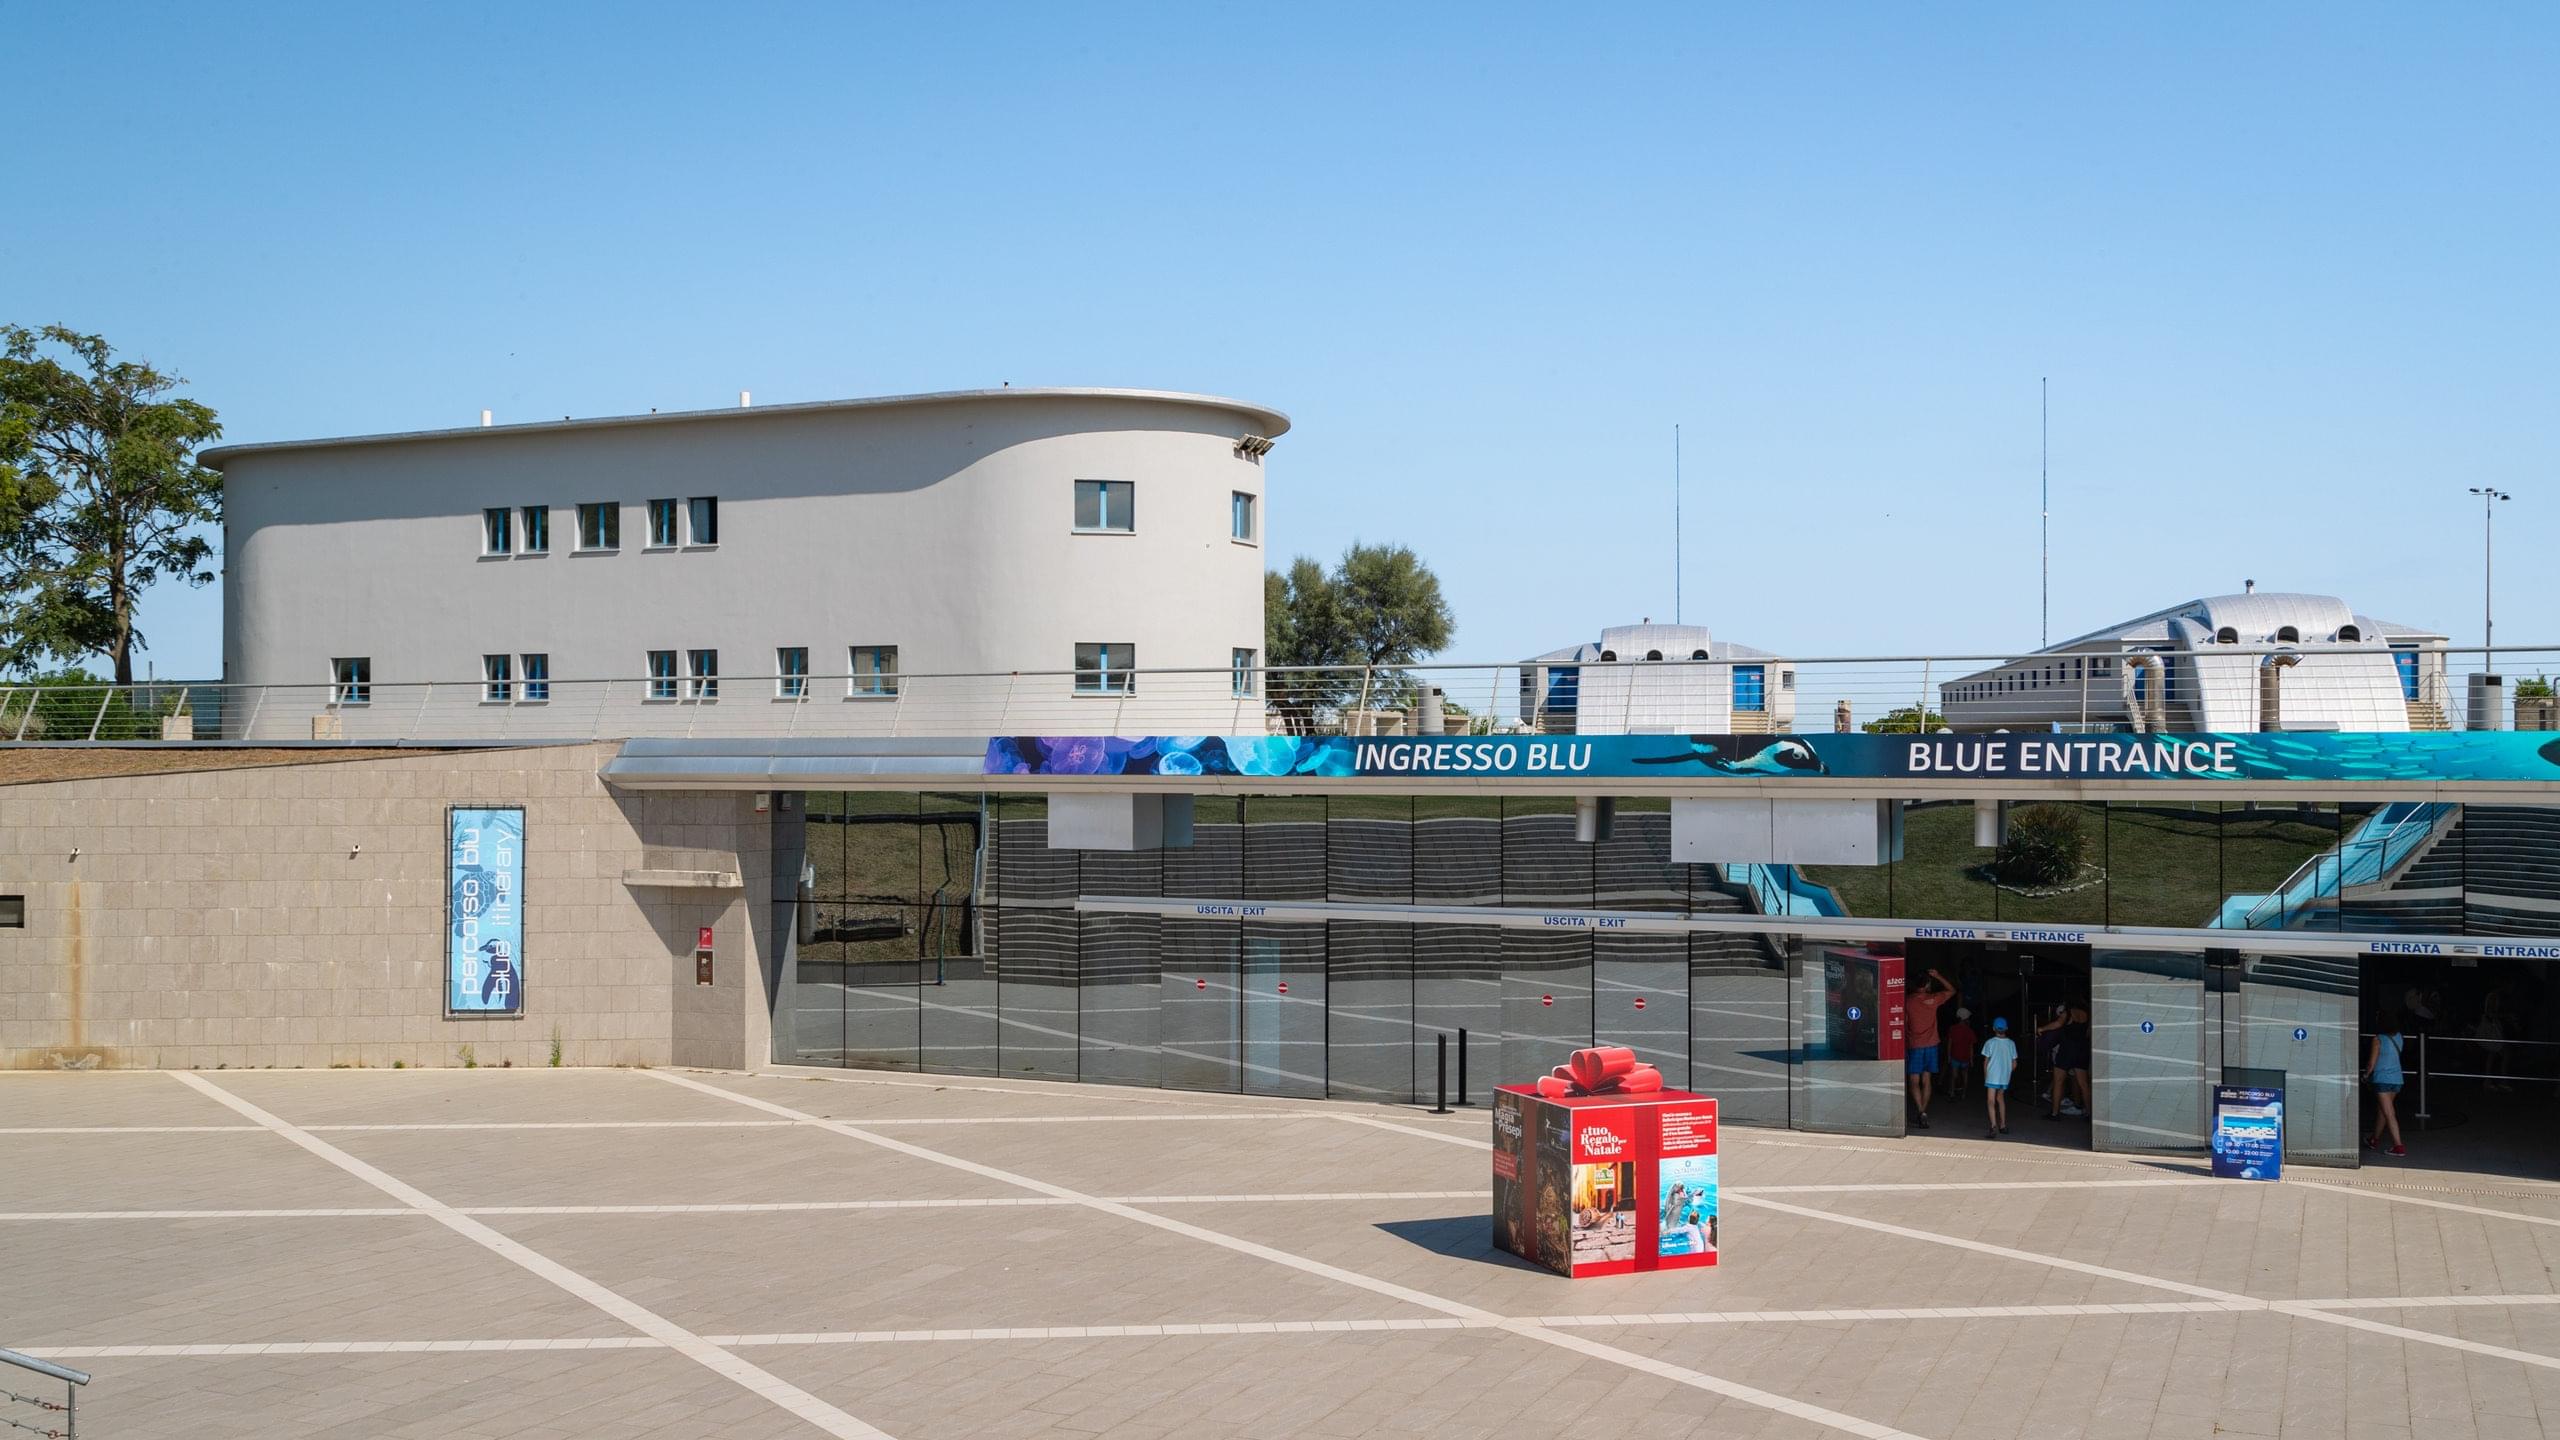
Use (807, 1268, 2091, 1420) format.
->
(0, 326, 223, 682)
(1993, 804, 2089, 888)
(1264, 542, 1455, 731)
(1863, 706, 1946, 734)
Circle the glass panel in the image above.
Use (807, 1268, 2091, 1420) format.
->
(1160, 917, 1241, 1092)
(1074, 480, 1102, 530)
(1165, 796, 1243, 898)
(1415, 924, 1501, 1105)
(1077, 913, 1159, 1087)
(1240, 922, 1325, 1097)
(1326, 795, 1412, 902)
(919, 792, 995, 1075)
(1414, 798, 1501, 905)
(988, 795, 1071, 905)
(779, 897, 847, 1066)
(1595, 931, 1687, 1088)
(1595, 800, 1685, 912)
(2221, 803, 2343, 932)
(994, 908, 1078, 1081)
(810, 791, 921, 907)
(1792, 940, 1903, 1136)
(2340, 802, 2463, 936)
(2090, 948, 2206, 1153)
(1244, 795, 1327, 901)
(1847, 799, 1994, 921)
(1500, 928, 1592, 1087)
(1502, 797, 1589, 907)
(2107, 803, 2227, 929)
(1995, 801, 2107, 927)
(2233, 951, 2359, 1165)
(1327, 921, 1412, 1101)
(832, 909, 922, 1072)
(1693, 931, 1790, 1127)
(2460, 805, 2560, 938)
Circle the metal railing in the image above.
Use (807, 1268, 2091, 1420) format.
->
(1, 1348, 87, 1439)
(2221, 801, 2458, 931)
(3, 643, 2555, 746)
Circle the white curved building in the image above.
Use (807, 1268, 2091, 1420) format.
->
(209, 388, 1287, 737)
(1941, 591, 2450, 734)
(1522, 623, 1799, 734)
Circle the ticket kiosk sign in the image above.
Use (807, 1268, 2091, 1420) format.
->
(1493, 1061, 1718, 1279)
(2211, 1084, 2284, 1181)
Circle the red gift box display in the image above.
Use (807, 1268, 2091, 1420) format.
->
(1493, 1048, 1718, 1278)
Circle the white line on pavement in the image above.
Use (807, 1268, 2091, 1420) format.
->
(648, 1069, 1930, 1440)
(0, 1191, 1491, 1223)
(2289, 1178, 2560, 1231)
(170, 1072, 900, 1440)
(0, 1125, 264, 1134)
(34, 1294, 2560, 1362)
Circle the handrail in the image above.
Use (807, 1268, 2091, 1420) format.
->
(2222, 802, 2456, 930)
(1, 1345, 87, 1439)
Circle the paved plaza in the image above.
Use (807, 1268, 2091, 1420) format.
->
(8, 1069, 2560, 1439)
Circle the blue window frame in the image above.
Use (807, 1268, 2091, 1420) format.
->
(482, 653, 512, 703)
(521, 653, 549, 702)
(777, 646, 809, 699)
(1076, 642, 1135, 694)
(1074, 480, 1133, 532)
(849, 645, 899, 697)
(1732, 663, 1767, 713)
(2395, 649, 2420, 701)
(1231, 491, 1256, 542)
(647, 650, 678, 701)
(1232, 647, 1256, 697)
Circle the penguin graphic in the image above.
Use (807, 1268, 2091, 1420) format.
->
(1634, 736, 1827, 777)
(478, 938, 519, 1009)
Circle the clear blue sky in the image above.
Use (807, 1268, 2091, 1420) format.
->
(9, 3, 2555, 680)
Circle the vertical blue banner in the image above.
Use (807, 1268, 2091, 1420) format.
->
(447, 807, 525, 1016)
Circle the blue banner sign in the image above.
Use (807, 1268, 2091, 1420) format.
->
(2210, 1085, 2284, 1180)
(987, 732, 2560, 784)
(447, 807, 525, 1017)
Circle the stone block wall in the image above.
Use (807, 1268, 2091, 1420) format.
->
(0, 743, 779, 1070)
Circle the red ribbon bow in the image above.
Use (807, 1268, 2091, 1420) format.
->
(1532, 1046, 1664, 1099)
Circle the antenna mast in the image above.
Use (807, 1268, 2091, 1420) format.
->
(1674, 424, 1683, 625)
(2040, 377, 2050, 648)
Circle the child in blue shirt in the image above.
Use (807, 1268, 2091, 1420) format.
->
(1980, 1016, 2019, 1139)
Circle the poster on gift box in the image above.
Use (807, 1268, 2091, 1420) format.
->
(446, 806, 525, 1017)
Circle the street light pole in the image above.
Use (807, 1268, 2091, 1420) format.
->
(2470, 487, 2511, 677)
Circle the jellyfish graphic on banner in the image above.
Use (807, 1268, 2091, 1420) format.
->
(447, 807, 526, 1016)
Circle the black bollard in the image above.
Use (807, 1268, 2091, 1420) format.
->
(1456, 1027, 1471, 1105)
(1430, 1033, 1453, 1114)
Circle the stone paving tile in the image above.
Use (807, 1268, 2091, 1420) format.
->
(1143, 1194, 2174, 1318)
(0, 1131, 397, 1211)
(479, 1205, 1445, 1336)
(873, 1112, 1485, 1198)
(2, 1216, 629, 1345)
(61, 1349, 823, 1440)
(761, 1329, 1853, 1440)
(319, 1123, 1034, 1206)
(0, 1071, 247, 1127)
(210, 1067, 770, 1126)
(693, 1067, 1335, 1121)
(1748, 1182, 2560, 1306)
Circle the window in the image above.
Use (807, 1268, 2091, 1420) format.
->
(521, 505, 550, 554)
(1781, 669, 1796, 691)
(648, 498, 680, 548)
(1075, 642, 1135, 694)
(578, 502, 619, 550)
(331, 657, 371, 705)
(1074, 479, 1134, 532)
(0, 895, 20, 929)
(1231, 491, 1256, 542)
(777, 646, 808, 699)
(482, 507, 512, 555)
(647, 649, 678, 700)
(2338, 624, 2362, 642)
(687, 496, 718, 546)
(482, 653, 512, 703)
(521, 653, 549, 702)
(2216, 626, 2239, 645)
(1732, 663, 1767, 713)
(688, 648, 719, 699)
(2276, 625, 2300, 643)
(1232, 647, 1257, 697)
(2395, 648, 2421, 701)
(850, 645, 899, 697)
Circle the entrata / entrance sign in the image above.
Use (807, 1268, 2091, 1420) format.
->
(988, 732, 2560, 784)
